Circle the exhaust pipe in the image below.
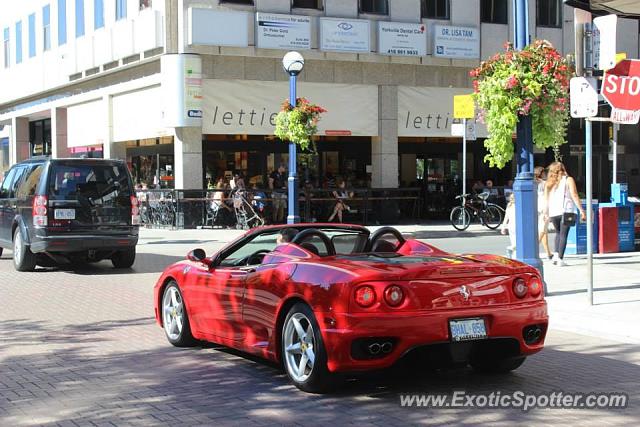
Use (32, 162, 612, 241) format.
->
(524, 325, 542, 344)
(381, 342, 393, 354)
(368, 343, 381, 355)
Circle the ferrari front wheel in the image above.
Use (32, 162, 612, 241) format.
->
(282, 303, 333, 393)
(162, 281, 197, 347)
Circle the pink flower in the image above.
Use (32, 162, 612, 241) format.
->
(505, 75, 518, 89)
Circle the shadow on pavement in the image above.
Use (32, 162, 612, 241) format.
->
(1, 318, 639, 425)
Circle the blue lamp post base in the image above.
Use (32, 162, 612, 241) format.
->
(287, 74, 300, 224)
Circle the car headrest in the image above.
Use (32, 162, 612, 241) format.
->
(300, 242, 320, 256)
(372, 239, 397, 253)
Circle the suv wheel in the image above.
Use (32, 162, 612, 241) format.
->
(13, 228, 37, 272)
(111, 247, 136, 269)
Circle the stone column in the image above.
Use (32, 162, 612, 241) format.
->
(371, 85, 399, 188)
(10, 117, 30, 164)
(51, 107, 70, 158)
(173, 126, 203, 189)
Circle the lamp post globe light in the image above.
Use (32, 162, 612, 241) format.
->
(282, 51, 304, 224)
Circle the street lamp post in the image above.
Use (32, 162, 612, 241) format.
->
(512, 0, 543, 274)
(282, 51, 304, 224)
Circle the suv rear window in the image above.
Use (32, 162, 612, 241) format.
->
(48, 163, 131, 202)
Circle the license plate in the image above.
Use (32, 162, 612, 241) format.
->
(54, 209, 75, 220)
(449, 318, 487, 342)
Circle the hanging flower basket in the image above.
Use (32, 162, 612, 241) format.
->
(274, 97, 327, 152)
(470, 40, 573, 168)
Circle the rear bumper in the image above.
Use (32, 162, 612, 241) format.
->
(318, 300, 548, 373)
(30, 230, 138, 253)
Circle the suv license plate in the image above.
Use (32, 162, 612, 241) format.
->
(54, 209, 76, 220)
(449, 318, 487, 342)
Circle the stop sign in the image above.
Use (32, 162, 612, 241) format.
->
(601, 59, 640, 111)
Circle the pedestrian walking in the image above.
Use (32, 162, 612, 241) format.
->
(544, 162, 586, 266)
(501, 193, 516, 258)
(535, 166, 553, 260)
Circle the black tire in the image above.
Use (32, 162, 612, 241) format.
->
(13, 228, 37, 272)
(482, 204, 504, 230)
(450, 206, 471, 231)
(471, 356, 526, 373)
(161, 281, 198, 347)
(111, 247, 136, 268)
(0, 247, 3, 257)
(282, 303, 335, 393)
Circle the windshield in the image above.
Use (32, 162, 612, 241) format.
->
(49, 163, 131, 203)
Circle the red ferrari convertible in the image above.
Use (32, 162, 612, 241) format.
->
(154, 224, 547, 393)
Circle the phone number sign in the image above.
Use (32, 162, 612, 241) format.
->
(378, 21, 426, 57)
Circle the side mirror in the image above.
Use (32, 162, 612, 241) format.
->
(187, 248, 212, 266)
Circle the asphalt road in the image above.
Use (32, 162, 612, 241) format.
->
(0, 229, 638, 426)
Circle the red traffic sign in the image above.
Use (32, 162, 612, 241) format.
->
(601, 59, 640, 111)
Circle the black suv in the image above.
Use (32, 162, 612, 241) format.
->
(0, 157, 140, 271)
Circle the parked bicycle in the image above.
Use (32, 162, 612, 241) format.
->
(449, 192, 504, 231)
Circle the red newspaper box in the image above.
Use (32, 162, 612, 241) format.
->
(599, 207, 619, 253)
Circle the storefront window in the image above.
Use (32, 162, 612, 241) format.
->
(29, 119, 52, 157)
(126, 137, 174, 189)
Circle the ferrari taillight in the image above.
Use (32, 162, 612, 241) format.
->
(384, 285, 404, 307)
(513, 278, 528, 298)
(529, 276, 542, 297)
(355, 285, 376, 308)
(33, 195, 48, 227)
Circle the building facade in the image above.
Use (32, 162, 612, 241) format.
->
(1, 0, 639, 210)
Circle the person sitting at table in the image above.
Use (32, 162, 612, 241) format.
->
(328, 180, 353, 223)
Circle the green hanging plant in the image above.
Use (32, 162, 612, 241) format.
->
(274, 97, 327, 152)
(470, 40, 573, 169)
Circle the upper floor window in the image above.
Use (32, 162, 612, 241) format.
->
(75, 0, 85, 37)
(94, 0, 104, 29)
(139, 0, 152, 9)
(58, 0, 67, 45)
(116, 0, 127, 20)
(481, 0, 508, 24)
(360, 0, 388, 14)
(422, 0, 450, 20)
(537, 0, 562, 28)
(28, 14, 36, 58)
(15, 21, 23, 64)
(292, 0, 322, 9)
(43, 5, 51, 51)
(3, 28, 9, 68)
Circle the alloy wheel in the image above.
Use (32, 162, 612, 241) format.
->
(162, 286, 184, 341)
(283, 312, 316, 383)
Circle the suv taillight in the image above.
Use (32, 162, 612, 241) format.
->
(33, 195, 48, 227)
(131, 196, 141, 225)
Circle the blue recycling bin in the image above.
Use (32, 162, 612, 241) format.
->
(565, 200, 599, 255)
(599, 202, 635, 252)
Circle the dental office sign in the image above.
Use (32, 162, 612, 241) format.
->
(433, 25, 480, 59)
(256, 13, 311, 50)
(378, 22, 426, 57)
(320, 18, 370, 53)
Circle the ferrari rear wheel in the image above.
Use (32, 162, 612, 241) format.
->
(282, 303, 333, 393)
(471, 356, 526, 373)
(162, 281, 197, 347)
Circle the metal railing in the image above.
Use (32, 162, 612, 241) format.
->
(135, 187, 421, 229)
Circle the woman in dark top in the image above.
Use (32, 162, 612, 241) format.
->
(328, 180, 353, 223)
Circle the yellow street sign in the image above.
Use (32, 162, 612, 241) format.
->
(616, 52, 627, 64)
(453, 95, 475, 119)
